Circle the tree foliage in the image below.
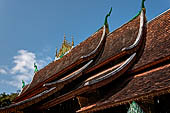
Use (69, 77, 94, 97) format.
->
(0, 92, 18, 108)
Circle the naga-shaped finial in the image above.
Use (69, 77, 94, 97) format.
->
(22, 80, 25, 88)
(34, 63, 38, 73)
(104, 7, 112, 25)
(141, 0, 146, 9)
(129, 0, 146, 22)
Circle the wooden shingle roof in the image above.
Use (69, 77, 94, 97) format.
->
(14, 26, 106, 102)
(77, 9, 170, 113)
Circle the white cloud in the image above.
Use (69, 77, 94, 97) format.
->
(7, 50, 36, 88)
(11, 50, 36, 74)
(4, 49, 52, 89)
(0, 68, 7, 74)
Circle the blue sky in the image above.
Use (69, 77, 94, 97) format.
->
(0, 0, 169, 94)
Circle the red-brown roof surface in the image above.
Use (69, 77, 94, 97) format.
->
(16, 11, 142, 102)
(28, 27, 103, 90)
(92, 14, 140, 67)
(35, 10, 146, 110)
(1, 8, 169, 113)
(15, 26, 104, 102)
(77, 9, 170, 113)
(132, 8, 170, 70)
(78, 63, 170, 113)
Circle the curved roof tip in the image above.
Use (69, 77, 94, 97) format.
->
(141, 0, 146, 15)
(129, 0, 146, 22)
(104, 7, 112, 25)
(141, 0, 146, 9)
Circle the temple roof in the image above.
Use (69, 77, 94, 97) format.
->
(77, 8, 170, 113)
(78, 63, 170, 113)
(20, 84, 29, 95)
(15, 8, 143, 102)
(36, 9, 147, 110)
(14, 25, 107, 102)
(1, 7, 169, 113)
(86, 13, 141, 73)
(132, 8, 170, 71)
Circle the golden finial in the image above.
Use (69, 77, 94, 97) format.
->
(72, 36, 74, 46)
(56, 33, 73, 58)
(64, 33, 66, 44)
(56, 47, 58, 57)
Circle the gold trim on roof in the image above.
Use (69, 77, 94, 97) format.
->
(56, 34, 74, 58)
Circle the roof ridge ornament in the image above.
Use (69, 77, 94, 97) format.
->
(122, 5, 146, 51)
(104, 7, 112, 25)
(64, 33, 66, 44)
(142, 0, 146, 9)
(34, 63, 38, 73)
(129, 0, 146, 22)
(72, 36, 74, 47)
(22, 80, 25, 88)
(141, 0, 146, 14)
(55, 34, 73, 60)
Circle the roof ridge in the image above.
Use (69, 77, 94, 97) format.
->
(107, 8, 170, 37)
(148, 8, 170, 23)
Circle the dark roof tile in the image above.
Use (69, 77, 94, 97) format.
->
(132, 9, 170, 70)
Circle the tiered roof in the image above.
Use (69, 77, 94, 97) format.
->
(0, 4, 170, 113)
(77, 8, 170, 113)
(14, 25, 107, 102)
(37, 8, 147, 110)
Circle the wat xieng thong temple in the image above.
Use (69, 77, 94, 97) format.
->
(1, 0, 170, 113)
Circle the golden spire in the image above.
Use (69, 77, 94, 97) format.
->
(72, 36, 74, 46)
(56, 33, 73, 59)
(56, 47, 58, 57)
(64, 33, 66, 44)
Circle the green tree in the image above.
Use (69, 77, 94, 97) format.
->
(0, 92, 18, 108)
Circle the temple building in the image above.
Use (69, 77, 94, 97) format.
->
(0, 1, 170, 113)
